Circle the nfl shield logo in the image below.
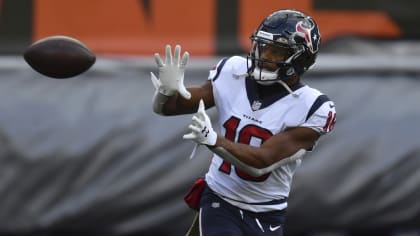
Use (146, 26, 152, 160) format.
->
(251, 100, 262, 111)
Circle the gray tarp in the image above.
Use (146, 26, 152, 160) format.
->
(0, 54, 419, 235)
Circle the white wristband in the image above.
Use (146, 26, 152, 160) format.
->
(152, 90, 169, 115)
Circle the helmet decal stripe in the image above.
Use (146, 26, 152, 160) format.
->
(296, 21, 314, 53)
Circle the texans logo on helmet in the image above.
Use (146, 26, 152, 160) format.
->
(296, 20, 320, 53)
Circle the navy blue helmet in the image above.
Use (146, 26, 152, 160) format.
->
(247, 9, 321, 83)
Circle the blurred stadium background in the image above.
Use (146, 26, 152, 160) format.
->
(1, 0, 420, 235)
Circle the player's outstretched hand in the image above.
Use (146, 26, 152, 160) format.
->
(183, 99, 217, 146)
(150, 44, 191, 99)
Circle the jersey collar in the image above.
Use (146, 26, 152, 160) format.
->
(245, 77, 304, 111)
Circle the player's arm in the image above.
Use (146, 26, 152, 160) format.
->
(151, 45, 214, 115)
(183, 100, 320, 177)
(210, 127, 319, 176)
(159, 80, 214, 115)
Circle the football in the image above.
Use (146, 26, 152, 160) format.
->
(23, 35, 96, 79)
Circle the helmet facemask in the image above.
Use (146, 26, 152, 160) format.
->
(247, 36, 304, 85)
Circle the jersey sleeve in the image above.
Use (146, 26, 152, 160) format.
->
(301, 99, 337, 135)
(208, 57, 228, 81)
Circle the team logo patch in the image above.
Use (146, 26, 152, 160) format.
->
(251, 100, 262, 111)
(296, 19, 320, 53)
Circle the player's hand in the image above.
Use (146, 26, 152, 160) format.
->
(150, 44, 191, 99)
(183, 99, 217, 146)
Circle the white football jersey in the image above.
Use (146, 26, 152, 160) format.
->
(205, 56, 336, 212)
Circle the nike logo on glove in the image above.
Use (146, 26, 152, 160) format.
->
(269, 225, 282, 231)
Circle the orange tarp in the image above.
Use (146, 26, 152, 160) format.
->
(34, 0, 401, 56)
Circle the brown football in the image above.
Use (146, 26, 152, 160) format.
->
(23, 35, 96, 79)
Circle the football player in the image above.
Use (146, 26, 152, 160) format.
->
(151, 9, 336, 236)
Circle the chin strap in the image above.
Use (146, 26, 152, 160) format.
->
(244, 55, 301, 97)
(251, 68, 299, 97)
(277, 80, 299, 97)
(235, 69, 299, 98)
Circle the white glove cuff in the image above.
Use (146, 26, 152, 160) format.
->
(206, 130, 217, 146)
(152, 90, 169, 115)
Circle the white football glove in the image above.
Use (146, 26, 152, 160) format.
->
(183, 99, 217, 146)
(150, 44, 191, 99)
